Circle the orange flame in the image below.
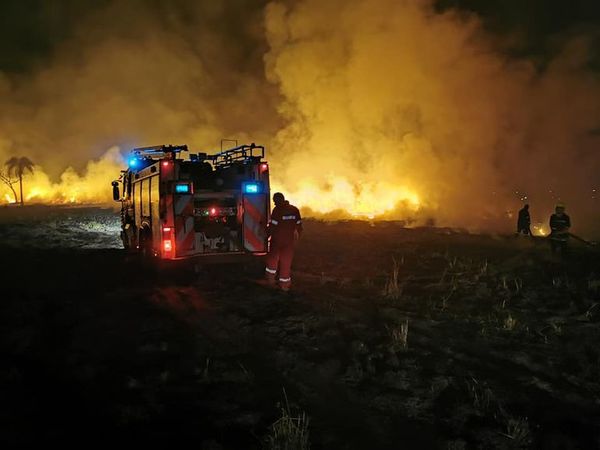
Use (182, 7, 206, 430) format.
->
(1, 147, 123, 206)
(272, 176, 420, 219)
(1, 146, 423, 220)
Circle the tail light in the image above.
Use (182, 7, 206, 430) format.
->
(162, 226, 174, 257)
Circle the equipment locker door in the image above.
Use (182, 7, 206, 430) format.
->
(242, 185, 268, 253)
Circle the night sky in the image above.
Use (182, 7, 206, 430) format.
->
(2, 0, 599, 73)
(0, 0, 268, 73)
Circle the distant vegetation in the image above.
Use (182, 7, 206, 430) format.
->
(0, 169, 18, 203)
(5, 156, 34, 205)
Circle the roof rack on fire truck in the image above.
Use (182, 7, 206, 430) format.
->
(207, 143, 265, 169)
(131, 144, 188, 160)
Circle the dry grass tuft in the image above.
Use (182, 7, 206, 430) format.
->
(588, 276, 600, 292)
(382, 258, 404, 301)
(503, 314, 518, 331)
(265, 389, 310, 450)
(465, 377, 495, 414)
(500, 416, 531, 447)
(388, 319, 409, 351)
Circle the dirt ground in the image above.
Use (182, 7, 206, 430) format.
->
(1, 207, 599, 449)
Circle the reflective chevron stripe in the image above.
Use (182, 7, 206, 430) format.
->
(174, 194, 195, 256)
(243, 194, 267, 252)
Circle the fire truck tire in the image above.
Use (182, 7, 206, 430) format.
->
(138, 228, 154, 259)
(121, 231, 130, 251)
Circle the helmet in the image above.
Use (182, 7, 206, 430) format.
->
(555, 202, 566, 210)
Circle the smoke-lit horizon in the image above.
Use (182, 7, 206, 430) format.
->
(0, 0, 598, 233)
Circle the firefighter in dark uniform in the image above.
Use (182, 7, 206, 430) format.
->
(265, 192, 302, 291)
(549, 202, 571, 255)
(517, 204, 532, 235)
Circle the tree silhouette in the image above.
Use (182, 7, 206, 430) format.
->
(5, 157, 35, 206)
(0, 170, 18, 203)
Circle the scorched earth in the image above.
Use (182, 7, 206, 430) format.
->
(1, 206, 599, 449)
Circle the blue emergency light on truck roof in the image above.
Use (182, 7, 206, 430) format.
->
(128, 158, 138, 168)
(243, 182, 260, 194)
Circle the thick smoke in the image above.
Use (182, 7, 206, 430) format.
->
(0, 0, 598, 234)
(264, 0, 600, 232)
(0, 0, 276, 202)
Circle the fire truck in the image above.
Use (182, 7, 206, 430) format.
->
(111, 143, 270, 261)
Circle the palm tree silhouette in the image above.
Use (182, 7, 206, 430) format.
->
(5, 157, 35, 206)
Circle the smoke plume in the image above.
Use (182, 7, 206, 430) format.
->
(264, 0, 600, 231)
(0, 0, 276, 203)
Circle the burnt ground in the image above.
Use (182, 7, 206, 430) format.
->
(1, 207, 599, 449)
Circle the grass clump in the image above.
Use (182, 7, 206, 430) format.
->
(500, 416, 532, 447)
(465, 377, 495, 414)
(382, 258, 405, 301)
(388, 319, 409, 351)
(265, 389, 310, 450)
(503, 313, 518, 331)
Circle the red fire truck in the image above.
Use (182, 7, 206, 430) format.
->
(111, 143, 270, 260)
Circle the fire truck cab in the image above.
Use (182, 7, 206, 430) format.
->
(111, 143, 270, 261)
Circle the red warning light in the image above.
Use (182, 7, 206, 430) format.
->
(210, 207, 217, 216)
(163, 239, 172, 252)
(162, 161, 170, 167)
(260, 163, 268, 171)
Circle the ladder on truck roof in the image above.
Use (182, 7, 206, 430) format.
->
(131, 145, 189, 160)
(128, 143, 264, 168)
(206, 143, 265, 169)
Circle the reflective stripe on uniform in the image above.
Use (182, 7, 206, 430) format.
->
(282, 215, 296, 220)
(279, 277, 291, 282)
(296, 220, 302, 224)
(265, 267, 277, 274)
(270, 219, 279, 225)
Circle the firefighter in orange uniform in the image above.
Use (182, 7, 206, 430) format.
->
(265, 192, 302, 291)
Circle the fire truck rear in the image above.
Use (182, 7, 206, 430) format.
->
(111, 143, 270, 261)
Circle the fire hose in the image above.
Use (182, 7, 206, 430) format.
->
(568, 233, 597, 247)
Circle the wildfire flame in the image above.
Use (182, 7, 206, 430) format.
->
(532, 223, 549, 237)
(273, 177, 420, 219)
(0, 147, 123, 206)
(0, 146, 422, 220)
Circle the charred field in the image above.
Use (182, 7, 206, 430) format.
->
(1, 207, 599, 449)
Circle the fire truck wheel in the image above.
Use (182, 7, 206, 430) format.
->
(138, 228, 154, 259)
(121, 231, 130, 251)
